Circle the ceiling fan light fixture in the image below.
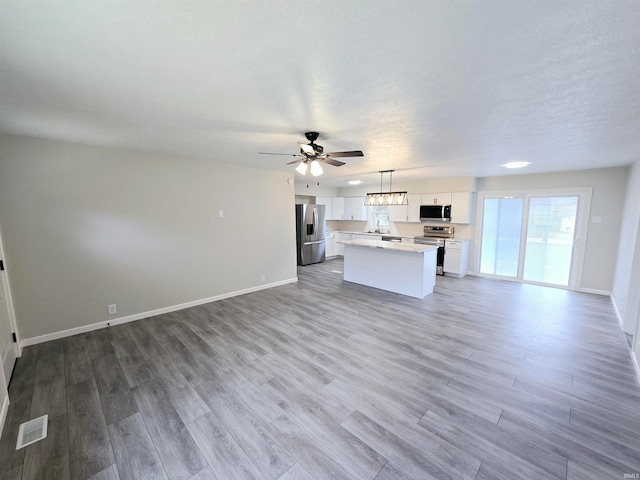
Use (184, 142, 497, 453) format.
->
(295, 162, 308, 175)
(310, 160, 323, 176)
(365, 170, 408, 206)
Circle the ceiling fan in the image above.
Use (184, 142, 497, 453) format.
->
(259, 131, 364, 176)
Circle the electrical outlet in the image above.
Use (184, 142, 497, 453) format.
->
(108, 304, 117, 315)
(260, 274, 266, 283)
(219, 209, 224, 218)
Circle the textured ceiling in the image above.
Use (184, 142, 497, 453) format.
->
(1, 1, 639, 187)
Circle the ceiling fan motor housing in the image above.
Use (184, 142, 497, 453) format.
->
(304, 131, 320, 142)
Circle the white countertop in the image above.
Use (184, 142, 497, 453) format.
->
(338, 239, 437, 253)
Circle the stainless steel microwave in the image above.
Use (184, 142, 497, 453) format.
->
(420, 204, 451, 222)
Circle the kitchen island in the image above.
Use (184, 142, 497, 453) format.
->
(338, 239, 438, 298)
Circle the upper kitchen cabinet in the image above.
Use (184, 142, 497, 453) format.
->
(407, 194, 422, 222)
(388, 203, 408, 222)
(389, 194, 421, 222)
(333, 197, 345, 220)
(315, 196, 334, 220)
(421, 192, 452, 206)
(450, 192, 473, 224)
(344, 196, 367, 221)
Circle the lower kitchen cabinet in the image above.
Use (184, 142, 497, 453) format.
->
(444, 239, 469, 278)
(325, 233, 336, 257)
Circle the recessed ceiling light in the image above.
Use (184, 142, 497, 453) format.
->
(502, 161, 530, 169)
(348, 180, 362, 185)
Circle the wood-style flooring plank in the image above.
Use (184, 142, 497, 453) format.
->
(497, 409, 631, 479)
(63, 335, 94, 386)
(124, 322, 167, 360)
(7, 345, 37, 402)
(132, 380, 206, 480)
(108, 413, 168, 480)
(341, 410, 463, 480)
(185, 412, 265, 480)
(265, 415, 354, 480)
(0, 467, 23, 480)
(22, 414, 70, 480)
(31, 340, 66, 419)
(194, 381, 295, 480)
(67, 379, 116, 480)
(111, 335, 155, 388)
(276, 463, 314, 480)
(257, 377, 385, 480)
(86, 465, 120, 480)
(92, 354, 139, 426)
(0, 397, 30, 474)
(147, 355, 210, 425)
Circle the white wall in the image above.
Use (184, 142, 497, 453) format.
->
(612, 160, 640, 337)
(0, 133, 298, 341)
(294, 183, 339, 198)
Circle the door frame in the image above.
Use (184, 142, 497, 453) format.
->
(0, 222, 20, 384)
(474, 187, 592, 290)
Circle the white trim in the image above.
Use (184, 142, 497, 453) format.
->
(632, 351, 640, 387)
(0, 393, 9, 439)
(0, 221, 21, 358)
(578, 288, 610, 296)
(21, 277, 298, 347)
(610, 295, 625, 330)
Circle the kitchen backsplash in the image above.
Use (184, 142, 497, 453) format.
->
(327, 219, 473, 240)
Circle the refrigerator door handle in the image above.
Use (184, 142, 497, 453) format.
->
(313, 207, 317, 237)
(303, 240, 324, 246)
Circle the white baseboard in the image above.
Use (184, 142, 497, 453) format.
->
(21, 277, 298, 348)
(610, 295, 624, 331)
(632, 351, 640, 387)
(579, 287, 610, 296)
(0, 393, 9, 440)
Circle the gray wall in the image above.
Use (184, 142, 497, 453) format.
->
(0, 133, 297, 341)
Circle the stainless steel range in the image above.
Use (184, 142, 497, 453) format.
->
(414, 226, 455, 275)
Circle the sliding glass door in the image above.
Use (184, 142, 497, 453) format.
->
(479, 190, 588, 289)
(479, 197, 524, 278)
(522, 196, 578, 286)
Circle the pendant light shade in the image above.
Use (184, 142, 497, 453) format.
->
(309, 160, 323, 176)
(295, 162, 308, 175)
(365, 170, 408, 206)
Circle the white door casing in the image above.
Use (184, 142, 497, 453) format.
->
(0, 225, 18, 391)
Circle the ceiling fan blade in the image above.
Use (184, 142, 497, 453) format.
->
(286, 159, 304, 165)
(258, 152, 299, 156)
(321, 158, 346, 167)
(326, 150, 364, 158)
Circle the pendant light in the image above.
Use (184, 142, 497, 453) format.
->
(309, 160, 323, 176)
(295, 161, 308, 175)
(365, 170, 408, 206)
(295, 159, 323, 176)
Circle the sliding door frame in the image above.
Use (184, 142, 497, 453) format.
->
(474, 187, 593, 291)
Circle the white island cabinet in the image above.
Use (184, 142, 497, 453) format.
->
(338, 239, 438, 298)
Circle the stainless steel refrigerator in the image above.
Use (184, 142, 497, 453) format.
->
(295, 204, 326, 265)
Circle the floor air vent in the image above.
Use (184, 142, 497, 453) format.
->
(16, 414, 48, 449)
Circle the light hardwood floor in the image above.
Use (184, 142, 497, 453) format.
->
(1, 258, 639, 480)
